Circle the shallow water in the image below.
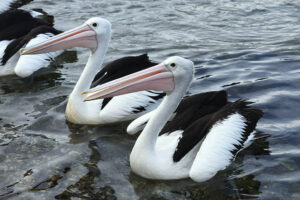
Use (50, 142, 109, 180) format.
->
(1, 0, 300, 199)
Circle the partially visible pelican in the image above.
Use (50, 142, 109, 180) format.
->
(0, 0, 62, 77)
(21, 17, 165, 124)
(83, 56, 263, 182)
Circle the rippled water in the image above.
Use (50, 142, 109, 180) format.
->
(1, 0, 300, 199)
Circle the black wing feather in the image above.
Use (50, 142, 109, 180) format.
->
(0, 0, 33, 14)
(1, 25, 61, 65)
(172, 98, 263, 162)
(160, 91, 228, 135)
(8, 0, 33, 9)
(0, 9, 53, 41)
(91, 54, 162, 109)
(91, 54, 157, 87)
(0, 8, 60, 65)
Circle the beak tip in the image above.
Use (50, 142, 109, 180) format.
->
(83, 94, 100, 102)
(83, 97, 92, 102)
(19, 48, 30, 55)
(19, 48, 24, 54)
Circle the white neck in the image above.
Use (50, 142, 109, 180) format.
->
(132, 79, 190, 156)
(71, 37, 110, 98)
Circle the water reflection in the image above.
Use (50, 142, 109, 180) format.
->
(128, 135, 270, 200)
(0, 135, 91, 199)
(0, 107, 271, 200)
(55, 141, 117, 200)
(128, 170, 260, 200)
(0, 51, 77, 95)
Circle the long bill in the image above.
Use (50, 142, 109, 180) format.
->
(83, 63, 175, 101)
(20, 24, 98, 55)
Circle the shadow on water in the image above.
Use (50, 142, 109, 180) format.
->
(127, 135, 270, 200)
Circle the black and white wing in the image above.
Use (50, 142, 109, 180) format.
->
(160, 91, 263, 182)
(15, 26, 63, 77)
(188, 100, 262, 182)
(0, 0, 32, 14)
(0, 8, 63, 77)
(127, 90, 225, 135)
(91, 54, 166, 122)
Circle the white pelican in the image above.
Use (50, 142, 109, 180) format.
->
(0, 0, 62, 78)
(21, 17, 165, 124)
(83, 56, 263, 182)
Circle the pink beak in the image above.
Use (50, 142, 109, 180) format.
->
(20, 24, 97, 55)
(83, 63, 175, 101)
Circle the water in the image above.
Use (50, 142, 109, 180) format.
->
(1, 0, 300, 199)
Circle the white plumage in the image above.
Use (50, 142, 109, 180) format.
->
(127, 110, 155, 135)
(0, 40, 18, 76)
(189, 113, 248, 182)
(0, 34, 63, 77)
(100, 91, 163, 123)
(130, 112, 255, 181)
(14, 33, 63, 77)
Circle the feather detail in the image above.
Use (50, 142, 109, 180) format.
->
(15, 32, 63, 77)
(0, 0, 32, 14)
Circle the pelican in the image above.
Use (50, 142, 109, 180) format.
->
(83, 56, 263, 182)
(21, 17, 165, 124)
(0, 0, 62, 77)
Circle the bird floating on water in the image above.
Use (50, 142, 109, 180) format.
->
(83, 56, 263, 182)
(0, 0, 62, 78)
(21, 17, 165, 124)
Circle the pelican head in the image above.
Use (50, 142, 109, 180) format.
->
(20, 17, 111, 55)
(83, 56, 194, 101)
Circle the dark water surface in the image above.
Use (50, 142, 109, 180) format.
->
(1, 0, 300, 199)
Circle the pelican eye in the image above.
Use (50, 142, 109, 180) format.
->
(169, 63, 176, 68)
(92, 23, 98, 27)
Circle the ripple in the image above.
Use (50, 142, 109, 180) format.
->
(0, 0, 299, 199)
